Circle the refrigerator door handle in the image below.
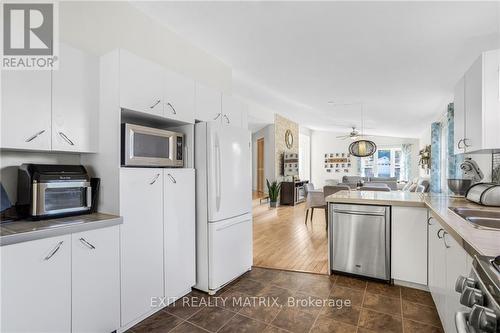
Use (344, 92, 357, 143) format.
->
(215, 134, 222, 212)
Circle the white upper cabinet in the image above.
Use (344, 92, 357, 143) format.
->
(119, 50, 164, 117)
(164, 169, 196, 301)
(454, 76, 466, 155)
(454, 49, 500, 153)
(164, 70, 195, 123)
(52, 44, 99, 152)
(1, 70, 52, 151)
(1, 235, 71, 333)
(221, 94, 248, 128)
(71, 226, 120, 333)
(195, 82, 222, 122)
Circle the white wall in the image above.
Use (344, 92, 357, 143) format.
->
(251, 125, 275, 191)
(311, 130, 420, 188)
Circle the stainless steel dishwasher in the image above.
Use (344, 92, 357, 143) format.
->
(329, 203, 391, 281)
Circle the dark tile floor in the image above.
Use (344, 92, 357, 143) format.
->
(127, 267, 444, 333)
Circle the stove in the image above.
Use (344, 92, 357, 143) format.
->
(455, 255, 500, 333)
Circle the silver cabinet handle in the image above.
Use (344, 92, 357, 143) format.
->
(463, 138, 471, 147)
(214, 113, 222, 121)
(427, 216, 434, 225)
(149, 173, 160, 185)
(437, 228, 445, 239)
(166, 102, 177, 114)
(167, 173, 176, 183)
(79, 237, 96, 250)
(25, 129, 46, 142)
(58, 132, 74, 146)
(44, 241, 64, 260)
(457, 139, 464, 149)
(443, 231, 451, 248)
(223, 114, 230, 124)
(150, 99, 161, 109)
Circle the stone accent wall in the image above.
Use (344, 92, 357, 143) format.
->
(274, 114, 299, 181)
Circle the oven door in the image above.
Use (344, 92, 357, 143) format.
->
(122, 123, 182, 167)
(32, 182, 91, 216)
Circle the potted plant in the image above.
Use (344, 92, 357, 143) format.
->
(266, 179, 281, 208)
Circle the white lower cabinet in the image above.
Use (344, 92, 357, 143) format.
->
(72, 226, 120, 333)
(1, 235, 72, 333)
(120, 168, 165, 326)
(164, 169, 196, 302)
(391, 207, 428, 285)
(428, 213, 472, 333)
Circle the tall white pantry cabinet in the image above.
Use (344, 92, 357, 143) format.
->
(83, 49, 198, 331)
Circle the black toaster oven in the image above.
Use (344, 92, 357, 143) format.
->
(17, 164, 92, 219)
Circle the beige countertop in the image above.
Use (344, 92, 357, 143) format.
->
(0, 213, 123, 246)
(326, 190, 500, 257)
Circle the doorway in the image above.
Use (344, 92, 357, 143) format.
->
(257, 138, 265, 193)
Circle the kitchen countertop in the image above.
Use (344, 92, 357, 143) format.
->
(0, 213, 123, 246)
(326, 190, 500, 257)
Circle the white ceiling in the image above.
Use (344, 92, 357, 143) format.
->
(133, 1, 500, 138)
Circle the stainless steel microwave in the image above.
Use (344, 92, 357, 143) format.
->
(121, 123, 184, 167)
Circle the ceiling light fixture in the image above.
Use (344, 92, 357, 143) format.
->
(348, 104, 377, 158)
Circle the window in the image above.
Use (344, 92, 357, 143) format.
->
(360, 148, 403, 180)
(299, 133, 311, 181)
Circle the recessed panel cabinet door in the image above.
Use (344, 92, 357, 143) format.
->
(120, 168, 164, 326)
(1, 70, 52, 150)
(120, 50, 164, 116)
(164, 168, 196, 301)
(52, 43, 99, 152)
(72, 226, 120, 333)
(164, 70, 195, 123)
(1, 235, 71, 332)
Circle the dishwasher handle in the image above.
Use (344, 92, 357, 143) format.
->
(333, 210, 387, 217)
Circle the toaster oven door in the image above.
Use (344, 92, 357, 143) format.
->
(32, 182, 91, 216)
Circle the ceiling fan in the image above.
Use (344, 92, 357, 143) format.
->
(336, 127, 361, 140)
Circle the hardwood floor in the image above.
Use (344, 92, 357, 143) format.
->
(252, 192, 329, 274)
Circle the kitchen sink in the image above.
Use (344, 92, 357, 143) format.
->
(450, 207, 500, 230)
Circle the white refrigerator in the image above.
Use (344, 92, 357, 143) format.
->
(194, 122, 252, 294)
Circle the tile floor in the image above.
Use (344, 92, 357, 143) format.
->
(127, 267, 444, 333)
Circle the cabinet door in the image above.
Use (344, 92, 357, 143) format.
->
(52, 43, 99, 152)
(1, 70, 51, 150)
(195, 83, 222, 122)
(443, 233, 469, 333)
(221, 94, 243, 127)
(391, 207, 427, 285)
(72, 226, 120, 333)
(120, 50, 164, 116)
(1, 235, 71, 332)
(453, 76, 466, 155)
(428, 220, 447, 322)
(164, 169, 196, 302)
(120, 168, 164, 326)
(164, 70, 195, 123)
(482, 49, 500, 150)
(464, 56, 483, 152)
